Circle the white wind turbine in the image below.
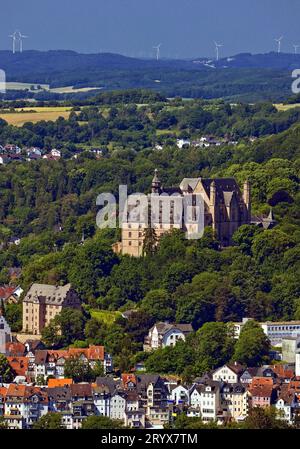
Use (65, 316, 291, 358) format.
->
(293, 44, 299, 55)
(9, 30, 28, 53)
(275, 36, 283, 54)
(214, 41, 223, 61)
(153, 43, 162, 61)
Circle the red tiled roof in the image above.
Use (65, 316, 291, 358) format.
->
(0, 286, 16, 300)
(250, 377, 274, 387)
(0, 387, 7, 398)
(248, 384, 274, 398)
(48, 378, 73, 388)
(6, 384, 27, 398)
(6, 342, 26, 356)
(87, 346, 104, 361)
(273, 365, 295, 379)
(7, 356, 29, 378)
(122, 373, 137, 388)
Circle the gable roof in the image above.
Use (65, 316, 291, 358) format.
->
(95, 377, 118, 395)
(70, 383, 92, 398)
(122, 373, 137, 388)
(6, 384, 27, 398)
(152, 322, 193, 336)
(248, 384, 274, 398)
(48, 386, 71, 402)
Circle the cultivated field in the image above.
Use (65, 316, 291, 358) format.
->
(0, 107, 73, 126)
(274, 103, 300, 111)
(5, 82, 100, 94)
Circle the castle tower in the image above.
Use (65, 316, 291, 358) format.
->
(151, 169, 161, 194)
(210, 180, 217, 231)
(243, 179, 251, 223)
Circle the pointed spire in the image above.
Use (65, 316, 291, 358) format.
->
(267, 207, 275, 222)
(151, 168, 161, 194)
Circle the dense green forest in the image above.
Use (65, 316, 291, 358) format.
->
(0, 91, 300, 373)
(1, 50, 300, 101)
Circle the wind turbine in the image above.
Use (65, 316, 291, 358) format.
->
(293, 44, 299, 55)
(153, 43, 162, 61)
(214, 41, 223, 61)
(9, 30, 28, 53)
(275, 36, 283, 54)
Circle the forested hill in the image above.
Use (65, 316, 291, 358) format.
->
(0, 50, 299, 101)
(215, 52, 300, 69)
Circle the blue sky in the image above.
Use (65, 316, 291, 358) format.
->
(2, 0, 300, 58)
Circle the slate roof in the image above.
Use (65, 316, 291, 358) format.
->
(151, 322, 193, 336)
(23, 283, 73, 305)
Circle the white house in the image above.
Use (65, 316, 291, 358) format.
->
(92, 385, 111, 417)
(50, 148, 61, 158)
(188, 382, 220, 422)
(212, 363, 245, 384)
(144, 322, 193, 352)
(170, 384, 189, 405)
(110, 392, 126, 421)
(176, 139, 190, 149)
(275, 390, 299, 425)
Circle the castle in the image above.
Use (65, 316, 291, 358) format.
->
(22, 283, 81, 336)
(116, 171, 252, 257)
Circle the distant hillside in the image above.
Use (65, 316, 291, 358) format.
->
(0, 50, 298, 101)
(216, 52, 300, 70)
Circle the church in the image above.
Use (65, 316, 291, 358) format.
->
(115, 170, 252, 257)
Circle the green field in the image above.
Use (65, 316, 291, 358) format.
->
(90, 309, 122, 325)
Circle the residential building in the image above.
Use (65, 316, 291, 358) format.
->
(4, 384, 48, 429)
(188, 381, 221, 422)
(169, 384, 189, 405)
(0, 285, 23, 304)
(220, 383, 249, 422)
(33, 346, 112, 380)
(110, 392, 126, 421)
(212, 363, 245, 384)
(144, 322, 193, 352)
(248, 383, 276, 408)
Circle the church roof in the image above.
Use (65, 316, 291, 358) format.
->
(180, 178, 202, 192)
(200, 178, 241, 200)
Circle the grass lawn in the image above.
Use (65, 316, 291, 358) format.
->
(156, 128, 180, 136)
(90, 309, 122, 325)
